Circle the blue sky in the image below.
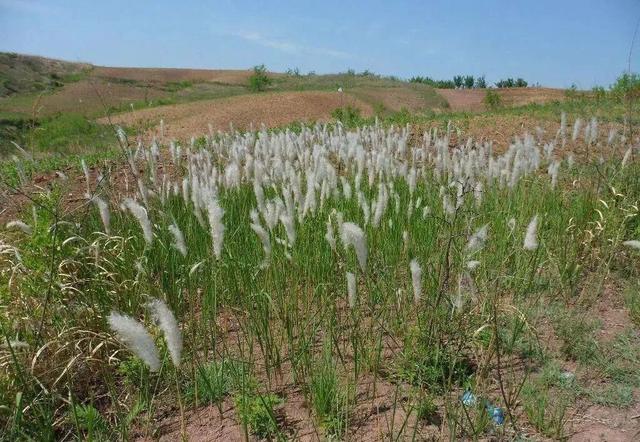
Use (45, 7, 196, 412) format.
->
(0, 0, 638, 88)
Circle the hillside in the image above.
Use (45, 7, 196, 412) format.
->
(0, 52, 91, 97)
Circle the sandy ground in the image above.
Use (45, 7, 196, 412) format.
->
(102, 91, 374, 140)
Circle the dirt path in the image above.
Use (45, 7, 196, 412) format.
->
(102, 91, 373, 140)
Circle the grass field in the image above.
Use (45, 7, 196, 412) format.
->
(1, 54, 640, 441)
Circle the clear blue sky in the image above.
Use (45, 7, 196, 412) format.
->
(1, 0, 639, 88)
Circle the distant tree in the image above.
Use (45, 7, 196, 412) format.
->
(495, 78, 515, 88)
(453, 75, 464, 88)
(463, 75, 475, 89)
(515, 78, 528, 87)
(248, 64, 272, 92)
(475, 76, 487, 88)
(286, 67, 301, 77)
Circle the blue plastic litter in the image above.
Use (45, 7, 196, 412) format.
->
(461, 390, 476, 406)
(485, 404, 505, 425)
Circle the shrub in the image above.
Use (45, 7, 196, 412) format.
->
(610, 72, 640, 102)
(483, 90, 502, 110)
(248, 64, 272, 92)
(331, 105, 362, 127)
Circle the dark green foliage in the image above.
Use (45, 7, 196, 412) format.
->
(463, 75, 475, 89)
(475, 76, 487, 88)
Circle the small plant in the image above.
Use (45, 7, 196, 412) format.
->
(415, 394, 439, 424)
(331, 105, 362, 127)
(553, 309, 600, 363)
(521, 381, 570, 439)
(248, 64, 272, 92)
(234, 393, 282, 439)
(309, 351, 349, 438)
(70, 403, 109, 440)
(483, 90, 502, 110)
(187, 359, 249, 406)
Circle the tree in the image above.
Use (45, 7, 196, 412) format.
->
(464, 75, 475, 89)
(453, 75, 463, 88)
(515, 78, 528, 87)
(495, 78, 515, 88)
(248, 64, 272, 92)
(475, 76, 487, 88)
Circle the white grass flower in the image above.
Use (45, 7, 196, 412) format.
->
(147, 299, 182, 367)
(250, 220, 271, 266)
(123, 198, 153, 245)
(93, 196, 111, 235)
(524, 215, 539, 251)
(325, 217, 336, 251)
(621, 148, 632, 169)
(340, 222, 368, 271)
(206, 198, 225, 260)
(168, 223, 187, 257)
(346, 272, 356, 308)
(466, 260, 481, 271)
(410, 258, 422, 304)
(466, 224, 489, 252)
(507, 217, 516, 232)
(108, 312, 160, 372)
(81, 159, 91, 195)
(622, 240, 640, 251)
(5, 220, 32, 235)
(279, 214, 296, 246)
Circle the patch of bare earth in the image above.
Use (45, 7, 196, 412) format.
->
(102, 91, 373, 140)
(436, 87, 566, 112)
(351, 86, 440, 112)
(92, 66, 264, 86)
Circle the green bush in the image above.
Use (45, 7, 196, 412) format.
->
(248, 64, 272, 92)
(610, 72, 640, 102)
(483, 90, 502, 110)
(331, 105, 362, 127)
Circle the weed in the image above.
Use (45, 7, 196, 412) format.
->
(234, 393, 283, 439)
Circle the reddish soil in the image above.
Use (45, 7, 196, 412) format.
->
(93, 66, 267, 86)
(437, 87, 566, 112)
(102, 91, 374, 140)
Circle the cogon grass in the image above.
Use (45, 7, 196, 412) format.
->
(2, 112, 638, 440)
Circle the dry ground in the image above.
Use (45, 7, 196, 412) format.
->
(92, 66, 259, 85)
(102, 91, 374, 140)
(436, 87, 566, 112)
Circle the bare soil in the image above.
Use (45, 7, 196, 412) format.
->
(92, 66, 262, 86)
(437, 87, 566, 112)
(102, 91, 374, 140)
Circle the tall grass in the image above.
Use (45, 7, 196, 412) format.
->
(1, 116, 639, 440)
